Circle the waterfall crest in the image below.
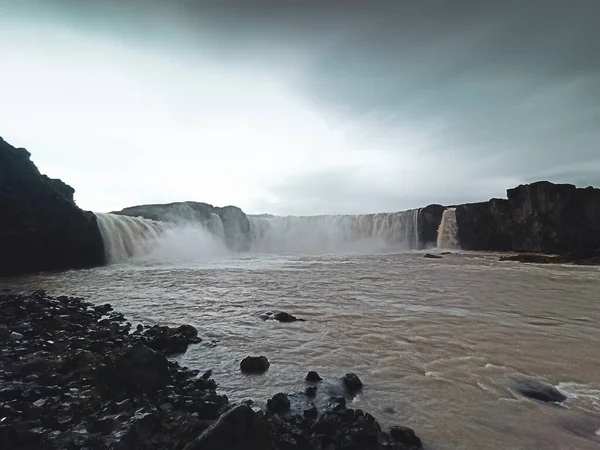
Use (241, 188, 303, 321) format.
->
(96, 213, 170, 263)
(249, 209, 421, 253)
(437, 208, 459, 249)
(96, 213, 228, 264)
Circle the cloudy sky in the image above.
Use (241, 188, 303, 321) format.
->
(1, 0, 599, 215)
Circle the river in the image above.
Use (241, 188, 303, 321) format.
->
(2, 251, 599, 449)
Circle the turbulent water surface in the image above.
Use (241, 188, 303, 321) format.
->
(2, 250, 600, 450)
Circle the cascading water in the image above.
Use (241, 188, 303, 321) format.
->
(96, 213, 229, 264)
(96, 213, 170, 263)
(437, 208, 459, 249)
(248, 209, 421, 253)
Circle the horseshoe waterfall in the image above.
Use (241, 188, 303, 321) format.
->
(93, 207, 448, 263)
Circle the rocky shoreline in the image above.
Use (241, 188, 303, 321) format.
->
(0, 291, 422, 450)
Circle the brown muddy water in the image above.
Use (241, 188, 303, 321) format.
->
(2, 251, 600, 449)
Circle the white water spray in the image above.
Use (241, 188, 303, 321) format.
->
(437, 208, 459, 249)
(96, 213, 228, 264)
(249, 209, 421, 253)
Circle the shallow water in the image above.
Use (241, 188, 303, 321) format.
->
(2, 251, 600, 449)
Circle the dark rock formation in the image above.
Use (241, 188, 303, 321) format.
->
(0, 291, 227, 450)
(456, 182, 600, 254)
(0, 291, 423, 450)
(417, 204, 445, 249)
(259, 310, 306, 322)
(240, 356, 270, 374)
(267, 393, 291, 414)
(305, 386, 318, 398)
(306, 371, 323, 382)
(342, 373, 363, 392)
(0, 138, 105, 276)
(114, 201, 251, 251)
(516, 380, 567, 403)
(183, 405, 273, 450)
(390, 426, 423, 448)
(424, 253, 443, 259)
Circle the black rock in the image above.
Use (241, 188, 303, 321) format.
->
(390, 425, 423, 448)
(273, 311, 303, 322)
(424, 253, 443, 259)
(101, 342, 170, 394)
(201, 370, 212, 380)
(303, 404, 318, 419)
(328, 396, 346, 411)
(342, 373, 363, 392)
(305, 386, 317, 398)
(0, 138, 105, 277)
(305, 371, 322, 382)
(267, 393, 291, 414)
(240, 356, 270, 374)
(516, 380, 567, 403)
(183, 405, 272, 450)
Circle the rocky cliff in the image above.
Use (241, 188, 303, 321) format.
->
(114, 202, 251, 251)
(456, 181, 600, 254)
(0, 137, 105, 276)
(416, 204, 445, 249)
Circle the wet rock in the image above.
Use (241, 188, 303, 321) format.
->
(424, 253, 443, 259)
(240, 356, 270, 374)
(142, 324, 202, 355)
(10, 331, 24, 340)
(259, 310, 305, 322)
(516, 380, 567, 403)
(183, 405, 272, 450)
(267, 393, 291, 414)
(306, 371, 322, 382)
(328, 396, 346, 411)
(303, 403, 319, 419)
(273, 311, 304, 322)
(342, 373, 363, 392)
(136, 324, 144, 332)
(116, 412, 162, 449)
(390, 425, 423, 448)
(101, 342, 170, 394)
(305, 386, 317, 398)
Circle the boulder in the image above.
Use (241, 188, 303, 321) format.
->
(0, 137, 105, 276)
(142, 324, 201, 355)
(342, 373, 363, 392)
(305, 371, 323, 382)
(266, 393, 290, 414)
(240, 356, 270, 374)
(101, 342, 170, 394)
(516, 380, 567, 403)
(259, 311, 305, 322)
(183, 405, 273, 450)
(423, 253, 442, 259)
(389, 425, 423, 448)
(305, 386, 317, 398)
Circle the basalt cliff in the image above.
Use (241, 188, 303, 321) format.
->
(2, 136, 600, 276)
(455, 181, 600, 255)
(0, 137, 104, 276)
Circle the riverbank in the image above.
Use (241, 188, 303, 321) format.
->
(0, 290, 422, 450)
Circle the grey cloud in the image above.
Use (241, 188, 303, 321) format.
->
(6, 0, 600, 213)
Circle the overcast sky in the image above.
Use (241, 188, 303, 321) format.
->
(1, 0, 599, 215)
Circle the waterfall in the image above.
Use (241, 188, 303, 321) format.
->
(248, 209, 421, 253)
(437, 208, 459, 249)
(96, 213, 228, 264)
(96, 213, 170, 263)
